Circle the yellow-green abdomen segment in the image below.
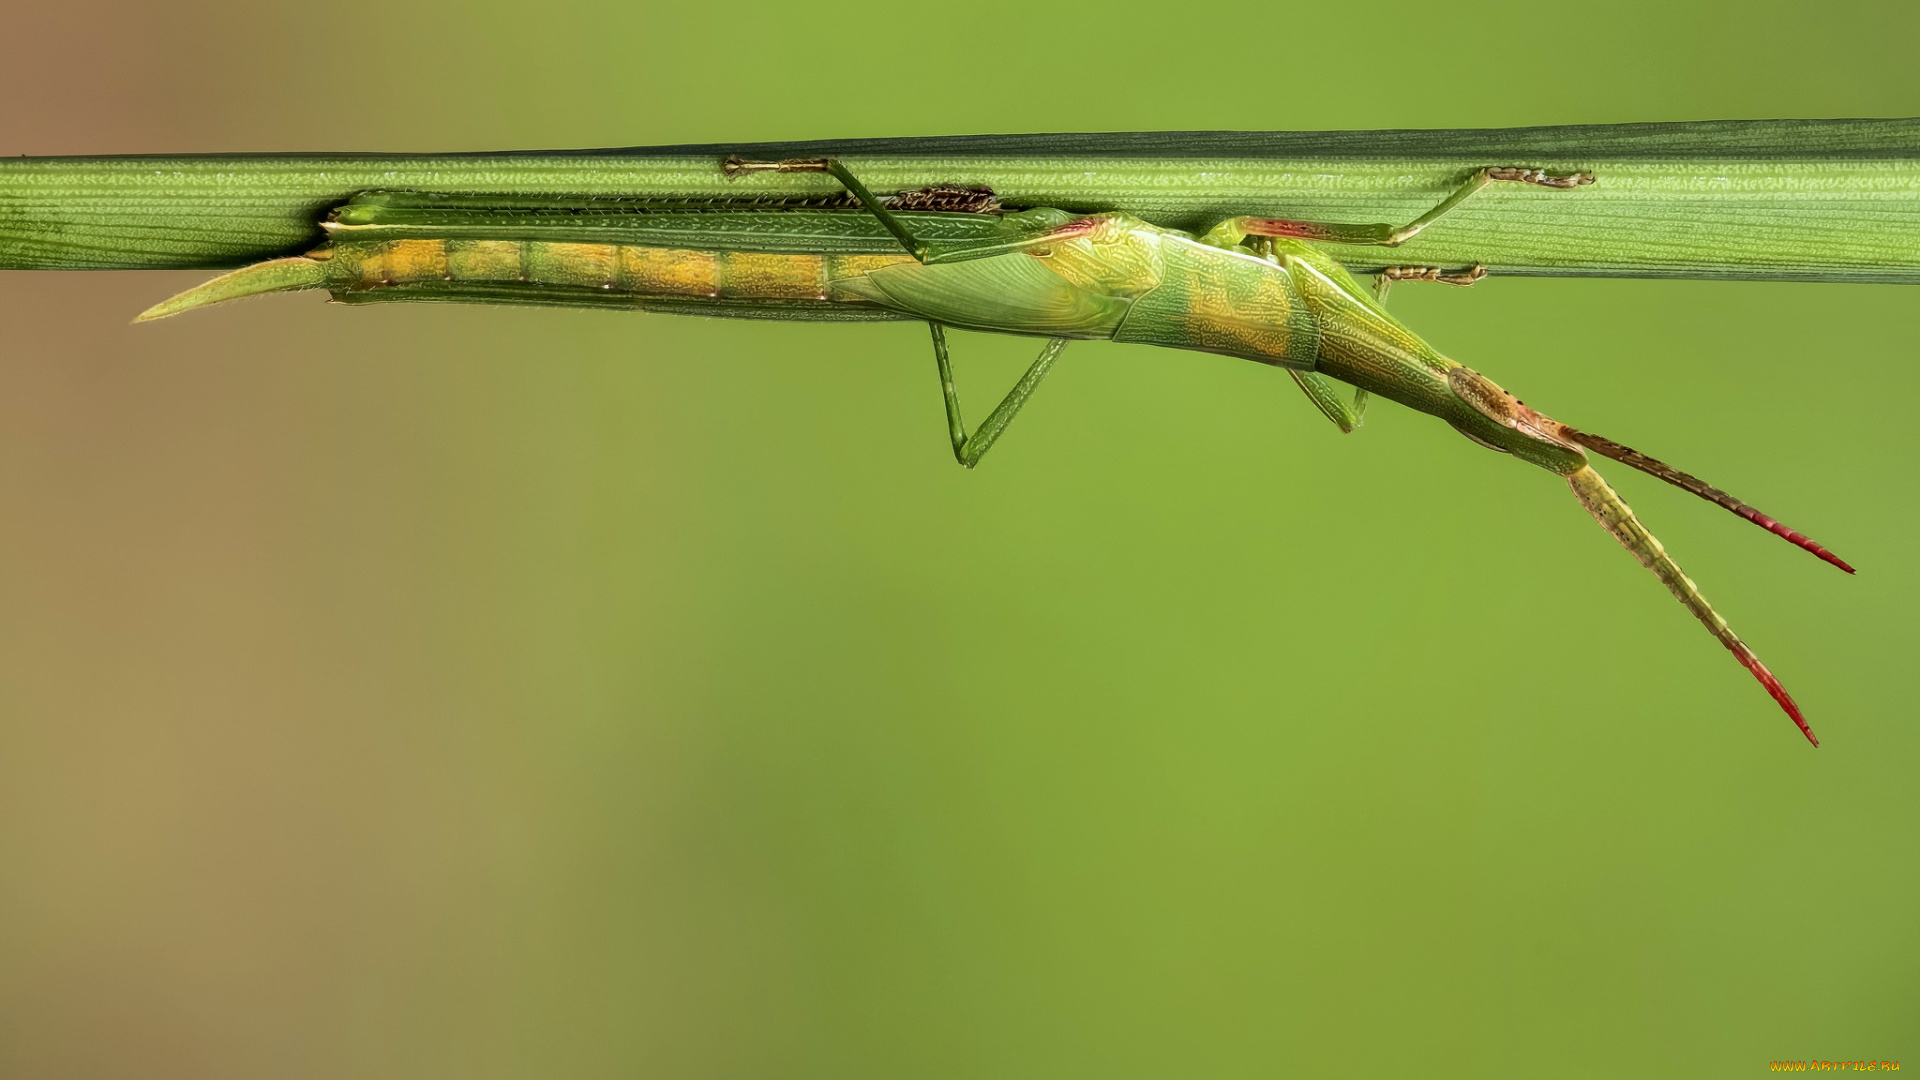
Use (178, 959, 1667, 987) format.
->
(325, 238, 919, 317)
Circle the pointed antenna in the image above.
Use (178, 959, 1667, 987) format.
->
(134, 257, 327, 323)
(1567, 465, 1818, 746)
(1563, 427, 1853, 574)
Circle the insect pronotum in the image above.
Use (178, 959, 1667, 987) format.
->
(137, 156, 1853, 745)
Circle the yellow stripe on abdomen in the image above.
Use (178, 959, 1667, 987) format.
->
(332, 239, 913, 304)
(525, 243, 619, 289)
(617, 246, 720, 296)
(339, 239, 453, 287)
(446, 240, 525, 282)
(716, 252, 830, 300)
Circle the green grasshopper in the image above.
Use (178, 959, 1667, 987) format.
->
(137, 157, 1852, 745)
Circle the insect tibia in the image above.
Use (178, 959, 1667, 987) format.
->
(134, 256, 327, 322)
(1562, 427, 1854, 573)
(1566, 465, 1818, 746)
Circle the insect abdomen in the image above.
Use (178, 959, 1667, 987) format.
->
(326, 238, 914, 307)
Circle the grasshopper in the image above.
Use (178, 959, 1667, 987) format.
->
(138, 157, 1852, 745)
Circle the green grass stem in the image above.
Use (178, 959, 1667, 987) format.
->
(3, 119, 1916, 281)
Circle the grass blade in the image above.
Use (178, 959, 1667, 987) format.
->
(3, 119, 1917, 281)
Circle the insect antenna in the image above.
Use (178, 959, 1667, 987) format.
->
(1566, 465, 1818, 746)
(1562, 427, 1854, 574)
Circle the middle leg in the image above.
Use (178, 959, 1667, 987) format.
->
(928, 323, 1070, 469)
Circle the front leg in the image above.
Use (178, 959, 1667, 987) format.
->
(1202, 167, 1594, 249)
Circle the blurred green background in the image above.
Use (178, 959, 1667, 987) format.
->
(2, 2, 1915, 1077)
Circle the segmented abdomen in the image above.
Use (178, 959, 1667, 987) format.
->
(326, 238, 914, 305)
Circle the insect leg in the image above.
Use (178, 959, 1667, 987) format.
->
(725, 156, 939, 262)
(928, 323, 1069, 468)
(1374, 263, 1489, 296)
(724, 155, 1075, 267)
(1286, 370, 1366, 433)
(1252, 238, 1367, 433)
(1203, 167, 1593, 249)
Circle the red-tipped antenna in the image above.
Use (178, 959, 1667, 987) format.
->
(1728, 640, 1818, 747)
(1563, 428, 1854, 574)
(1567, 465, 1820, 746)
(1735, 638, 1820, 737)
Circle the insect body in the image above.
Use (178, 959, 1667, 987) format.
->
(139, 160, 1852, 745)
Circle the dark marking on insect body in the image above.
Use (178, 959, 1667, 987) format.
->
(883, 185, 1001, 214)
